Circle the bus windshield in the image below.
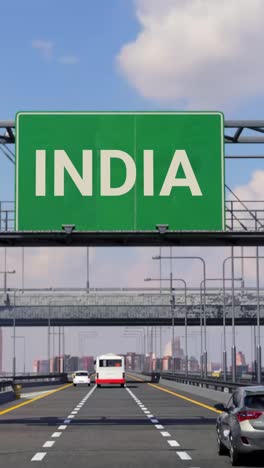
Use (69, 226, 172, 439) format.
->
(99, 359, 122, 367)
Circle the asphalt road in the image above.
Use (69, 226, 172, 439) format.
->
(0, 378, 263, 467)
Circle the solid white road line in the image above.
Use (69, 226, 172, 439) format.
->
(43, 441, 55, 448)
(51, 432, 62, 438)
(168, 440, 180, 447)
(31, 452, 46, 461)
(176, 452, 192, 460)
(160, 431, 171, 437)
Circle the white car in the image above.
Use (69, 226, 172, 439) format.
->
(73, 371, 91, 386)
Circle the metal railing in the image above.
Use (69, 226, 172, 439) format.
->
(0, 199, 263, 232)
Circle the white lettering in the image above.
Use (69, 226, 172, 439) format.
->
(54, 150, 92, 196)
(35, 150, 46, 196)
(100, 150, 136, 196)
(143, 150, 154, 196)
(160, 150, 202, 196)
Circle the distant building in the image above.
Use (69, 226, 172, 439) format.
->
(189, 356, 199, 372)
(236, 351, 246, 366)
(164, 337, 184, 359)
(80, 356, 94, 372)
(65, 356, 79, 372)
(39, 360, 49, 374)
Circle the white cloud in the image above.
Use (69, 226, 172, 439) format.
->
(32, 39, 54, 59)
(117, 0, 264, 108)
(58, 55, 79, 65)
(233, 170, 264, 202)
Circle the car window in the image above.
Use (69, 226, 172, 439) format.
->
(75, 372, 88, 376)
(245, 394, 264, 410)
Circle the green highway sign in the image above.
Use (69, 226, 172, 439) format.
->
(16, 112, 224, 231)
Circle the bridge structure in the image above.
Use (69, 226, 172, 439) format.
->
(1, 120, 264, 246)
(0, 287, 263, 326)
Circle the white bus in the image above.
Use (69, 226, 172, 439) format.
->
(95, 354, 125, 387)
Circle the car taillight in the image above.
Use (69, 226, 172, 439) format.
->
(237, 411, 262, 422)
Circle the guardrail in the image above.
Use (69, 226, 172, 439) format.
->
(141, 371, 262, 393)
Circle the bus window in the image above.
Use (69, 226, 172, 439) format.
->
(99, 359, 122, 367)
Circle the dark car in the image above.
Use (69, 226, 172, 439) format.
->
(215, 386, 264, 465)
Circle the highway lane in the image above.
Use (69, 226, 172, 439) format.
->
(0, 380, 263, 467)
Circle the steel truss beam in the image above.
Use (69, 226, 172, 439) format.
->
(2, 120, 264, 146)
(0, 230, 263, 247)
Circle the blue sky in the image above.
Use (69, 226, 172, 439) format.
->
(1, 1, 264, 369)
(1, 0, 264, 200)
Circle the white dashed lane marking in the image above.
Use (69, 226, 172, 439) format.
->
(30, 385, 96, 462)
(43, 441, 55, 448)
(177, 451, 192, 460)
(31, 452, 46, 461)
(126, 386, 192, 462)
(168, 440, 180, 447)
(51, 432, 62, 438)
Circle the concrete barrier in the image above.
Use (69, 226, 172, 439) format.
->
(0, 386, 15, 405)
(130, 372, 230, 405)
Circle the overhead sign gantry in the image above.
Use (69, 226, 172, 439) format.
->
(1, 116, 264, 246)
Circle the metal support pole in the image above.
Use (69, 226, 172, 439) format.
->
(170, 273, 175, 375)
(200, 287, 204, 378)
(253, 325, 257, 378)
(48, 302, 51, 373)
(231, 246, 236, 382)
(4, 248, 7, 292)
(23, 337, 26, 374)
(256, 246, 262, 383)
(62, 326, 65, 373)
(203, 262, 207, 378)
(159, 247, 162, 293)
(86, 247, 90, 292)
(241, 246, 244, 293)
(159, 326, 162, 372)
(58, 327, 61, 372)
(184, 285, 188, 376)
(12, 291, 16, 377)
(222, 266, 227, 381)
(22, 247, 24, 292)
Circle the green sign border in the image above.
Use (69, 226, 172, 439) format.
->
(15, 111, 225, 231)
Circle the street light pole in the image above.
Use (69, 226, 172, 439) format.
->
(145, 276, 187, 375)
(86, 247, 90, 292)
(153, 255, 206, 377)
(256, 246, 262, 383)
(223, 255, 264, 383)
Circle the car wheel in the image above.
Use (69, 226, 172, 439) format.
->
(230, 435, 240, 466)
(97, 384, 101, 388)
(88, 383, 91, 386)
(216, 428, 228, 456)
(73, 383, 76, 387)
(121, 384, 124, 388)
